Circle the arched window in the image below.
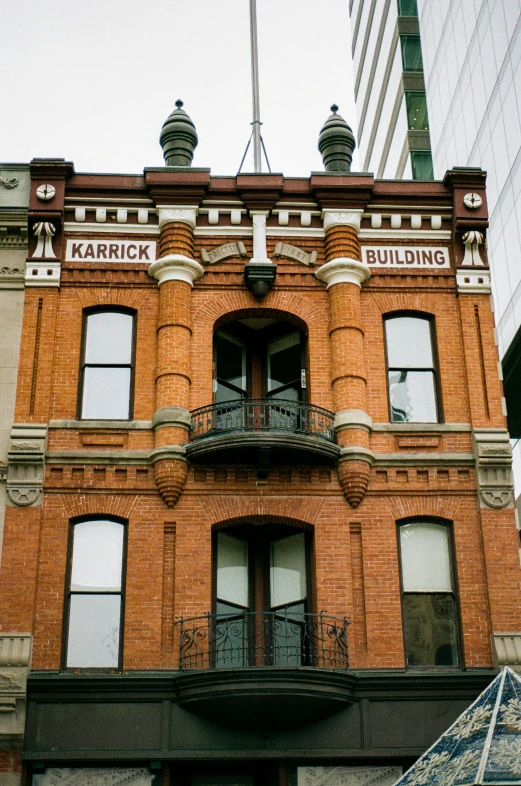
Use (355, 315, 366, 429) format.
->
(385, 314, 440, 422)
(214, 523, 310, 667)
(79, 309, 135, 420)
(64, 518, 125, 669)
(214, 319, 305, 404)
(398, 520, 459, 667)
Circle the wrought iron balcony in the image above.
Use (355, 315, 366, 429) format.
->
(186, 399, 339, 466)
(175, 610, 349, 671)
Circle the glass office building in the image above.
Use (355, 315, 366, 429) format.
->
(350, 0, 434, 178)
(418, 0, 521, 490)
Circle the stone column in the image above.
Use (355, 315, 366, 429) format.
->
(316, 210, 374, 508)
(148, 207, 203, 507)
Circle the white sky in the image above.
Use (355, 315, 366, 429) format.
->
(1, 0, 359, 176)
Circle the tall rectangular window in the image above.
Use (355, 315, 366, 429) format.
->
(405, 92, 429, 130)
(80, 309, 134, 419)
(400, 36, 423, 71)
(64, 518, 125, 668)
(385, 315, 440, 422)
(399, 521, 459, 667)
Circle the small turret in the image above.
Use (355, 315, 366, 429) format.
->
(318, 104, 356, 173)
(159, 100, 198, 167)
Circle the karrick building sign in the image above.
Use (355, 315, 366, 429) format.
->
(0, 104, 520, 786)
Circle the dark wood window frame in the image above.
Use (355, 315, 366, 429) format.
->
(213, 321, 308, 403)
(77, 306, 137, 421)
(384, 311, 443, 423)
(396, 517, 462, 669)
(62, 515, 127, 671)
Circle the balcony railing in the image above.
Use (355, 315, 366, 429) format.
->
(190, 399, 336, 442)
(175, 610, 349, 671)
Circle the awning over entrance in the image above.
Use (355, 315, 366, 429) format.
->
(395, 667, 521, 786)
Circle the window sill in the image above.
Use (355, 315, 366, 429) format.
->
(372, 422, 471, 432)
(49, 419, 153, 430)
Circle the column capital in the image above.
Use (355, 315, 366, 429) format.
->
(148, 254, 204, 286)
(157, 206, 198, 230)
(322, 208, 364, 233)
(315, 257, 370, 288)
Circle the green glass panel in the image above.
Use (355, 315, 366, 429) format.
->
(411, 151, 434, 180)
(401, 36, 423, 71)
(398, 0, 418, 16)
(405, 92, 429, 130)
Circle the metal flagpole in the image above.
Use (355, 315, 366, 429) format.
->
(249, 0, 262, 172)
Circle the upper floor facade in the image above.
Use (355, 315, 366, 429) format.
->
(0, 116, 520, 784)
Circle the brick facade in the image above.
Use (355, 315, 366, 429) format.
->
(0, 159, 519, 785)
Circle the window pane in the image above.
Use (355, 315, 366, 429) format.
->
(270, 533, 307, 608)
(398, 0, 418, 14)
(401, 36, 423, 71)
(406, 92, 429, 130)
(82, 367, 131, 419)
(85, 312, 133, 364)
(216, 382, 243, 404)
(217, 533, 249, 608)
(388, 370, 437, 422)
(216, 331, 246, 392)
(71, 520, 123, 591)
(386, 317, 433, 367)
(267, 332, 301, 392)
(400, 522, 452, 591)
(411, 151, 434, 180)
(66, 594, 121, 667)
(403, 594, 458, 666)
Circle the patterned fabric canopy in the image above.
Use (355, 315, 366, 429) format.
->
(394, 667, 521, 786)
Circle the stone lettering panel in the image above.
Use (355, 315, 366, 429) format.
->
(362, 246, 450, 268)
(65, 240, 156, 263)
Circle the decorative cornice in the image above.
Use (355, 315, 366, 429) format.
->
(322, 209, 364, 233)
(456, 270, 491, 294)
(148, 254, 204, 286)
(315, 257, 371, 288)
(0, 633, 32, 745)
(157, 206, 198, 230)
(472, 428, 513, 508)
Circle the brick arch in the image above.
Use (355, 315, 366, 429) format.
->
(215, 307, 308, 335)
(212, 514, 313, 533)
(56, 493, 141, 522)
(192, 288, 329, 332)
(370, 291, 448, 316)
(385, 493, 466, 522)
(72, 287, 152, 312)
(197, 494, 328, 529)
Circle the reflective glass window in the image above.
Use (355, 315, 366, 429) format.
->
(80, 310, 134, 420)
(397, 0, 418, 15)
(405, 92, 429, 130)
(411, 151, 434, 180)
(401, 36, 423, 71)
(385, 315, 440, 423)
(399, 521, 459, 667)
(65, 519, 125, 668)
